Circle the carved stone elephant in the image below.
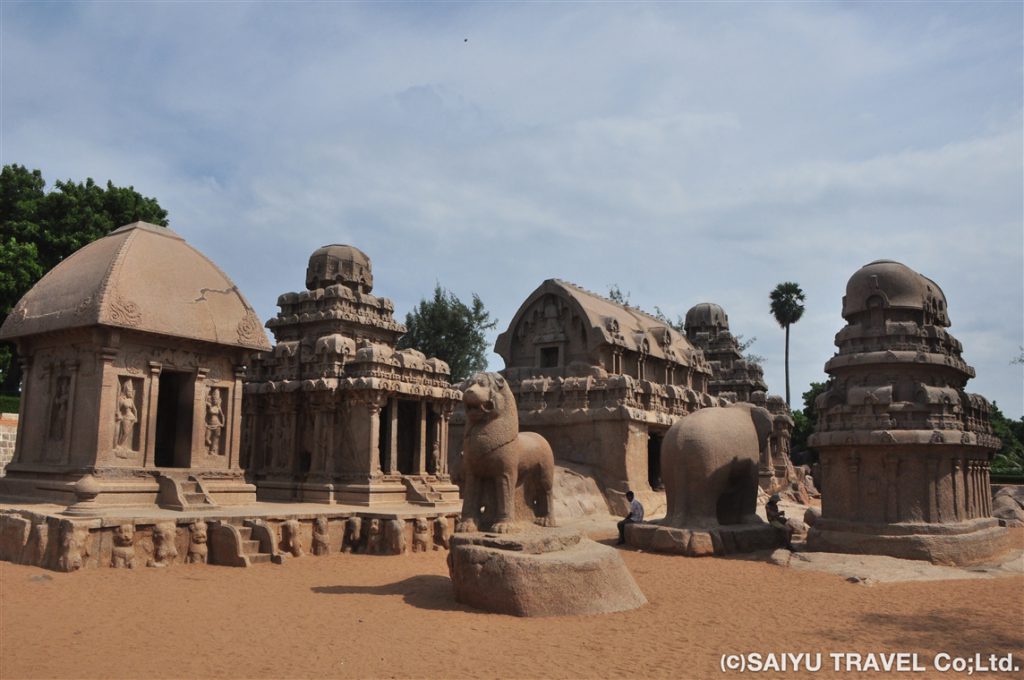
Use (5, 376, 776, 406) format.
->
(661, 403, 774, 529)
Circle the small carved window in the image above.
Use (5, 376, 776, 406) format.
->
(539, 346, 560, 368)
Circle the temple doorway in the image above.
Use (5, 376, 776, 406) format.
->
(154, 371, 193, 468)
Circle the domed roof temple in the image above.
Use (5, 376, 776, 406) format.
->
(0, 222, 270, 509)
(242, 245, 462, 506)
(806, 260, 1007, 564)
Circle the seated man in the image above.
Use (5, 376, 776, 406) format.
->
(617, 490, 644, 545)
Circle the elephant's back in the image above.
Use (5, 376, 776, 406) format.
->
(664, 407, 758, 463)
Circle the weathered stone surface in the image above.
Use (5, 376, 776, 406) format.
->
(804, 506, 821, 527)
(807, 260, 1008, 565)
(992, 487, 1024, 527)
(448, 528, 646, 617)
(625, 522, 783, 557)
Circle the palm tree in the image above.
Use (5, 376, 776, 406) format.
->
(770, 282, 806, 408)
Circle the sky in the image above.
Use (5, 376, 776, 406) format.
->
(2, 1, 1022, 417)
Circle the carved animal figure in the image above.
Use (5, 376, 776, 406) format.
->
(412, 518, 431, 552)
(661, 403, 775, 529)
(342, 517, 362, 553)
(312, 516, 330, 556)
(386, 519, 407, 555)
(458, 372, 556, 533)
(57, 520, 90, 572)
(282, 519, 304, 558)
(364, 519, 383, 554)
(111, 524, 136, 569)
(433, 516, 451, 551)
(187, 521, 208, 564)
(148, 522, 179, 568)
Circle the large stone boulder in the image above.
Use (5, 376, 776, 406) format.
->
(448, 527, 646, 617)
(993, 486, 1024, 528)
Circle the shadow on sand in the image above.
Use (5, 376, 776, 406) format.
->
(311, 574, 467, 612)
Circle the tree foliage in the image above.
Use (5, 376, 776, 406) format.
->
(0, 164, 168, 387)
(769, 281, 806, 408)
(990, 401, 1024, 476)
(790, 381, 828, 460)
(397, 285, 497, 383)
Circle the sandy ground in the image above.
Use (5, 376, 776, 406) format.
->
(2, 525, 1022, 680)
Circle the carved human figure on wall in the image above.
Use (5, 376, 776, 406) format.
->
(49, 376, 69, 441)
(187, 521, 208, 564)
(205, 387, 225, 454)
(115, 379, 138, 451)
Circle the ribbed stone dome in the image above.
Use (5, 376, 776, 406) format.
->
(684, 302, 730, 332)
(305, 244, 373, 293)
(0, 222, 270, 351)
(842, 259, 949, 326)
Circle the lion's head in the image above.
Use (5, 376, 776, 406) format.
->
(462, 372, 514, 424)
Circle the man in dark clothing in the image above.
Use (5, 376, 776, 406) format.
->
(617, 490, 644, 545)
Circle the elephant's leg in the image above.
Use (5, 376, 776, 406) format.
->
(739, 466, 761, 524)
(456, 473, 481, 533)
(491, 470, 517, 533)
(684, 469, 722, 529)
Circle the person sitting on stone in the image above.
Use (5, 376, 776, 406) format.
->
(617, 490, 644, 545)
(766, 493, 794, 549)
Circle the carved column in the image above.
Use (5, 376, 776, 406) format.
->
(94, 346, 120, 463)
(228, 364, 245, 469)
(951, 457, 961, 521)
(438, 401, 454, 476)
(847, 451, 860, 521)
(366, 393, 385, 480)
(926, 454, 940, 522)
(190, 367, 210, 468)
(416, 400, 427, 475)
(962, 458, 973, 519)
(143, 362, 161, 467)
(884, 453, 899, 523)
(59, 361, 79, 464)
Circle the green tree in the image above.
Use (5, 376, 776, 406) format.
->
(397, 285, 497, 383)
(770, 281, 806, 408)
(790, 381, 828, 458)
(0, 164, 168, 389)
(607, 284, 631, 306)
(989, 401, 1024, 476)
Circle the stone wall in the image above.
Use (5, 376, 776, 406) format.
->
(0, 414, 17, 477)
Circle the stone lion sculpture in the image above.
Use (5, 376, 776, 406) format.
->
(661, 402, 774, 529)
(457, 372, 555, 534)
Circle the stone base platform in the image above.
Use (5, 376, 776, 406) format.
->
(625, 520, 786, 556)
(806, 517, 1010, 567)
(0, 499, 460, 572)
(447, 527, 647, 617)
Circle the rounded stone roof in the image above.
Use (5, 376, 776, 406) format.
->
(684, 302, 730, 332)
(305, 244, 373, 293)
(842, 259, 949, 325)
(0, 222, 271, 351)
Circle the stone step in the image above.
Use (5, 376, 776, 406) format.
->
(185, 492, 208, 504)
(236, 527, 252, 540)
(241, 539, 261, 554)
(248, 553, 273, 565)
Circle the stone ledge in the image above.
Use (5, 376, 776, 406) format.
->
(626, 521, 786, 556)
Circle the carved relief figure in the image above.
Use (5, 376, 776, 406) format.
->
(412, 518, 431, 552)
(49, 376, 69, 441)
(57, 520, 90, 572)
(282, 519, 304, 557)
(187, 521, 208, 564)
(365, 519, 383, 554)
(114, 379, 138, 452)
(111, 524, 136, 569)
(433, 516, 451, 550)
(386, 519, 407, 555)
(312, 516, 330, 556)
(204, 387, 225, 454)
(458, 372, 556, 533)
(148, 522, 178, 568)
(342, 517, 362, 553)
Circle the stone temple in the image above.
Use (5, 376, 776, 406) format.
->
(0, 222, 270, 509)
(242, 245, 461, 506)
(474, 279, 724, 513)
(806, 260, 1007, 564)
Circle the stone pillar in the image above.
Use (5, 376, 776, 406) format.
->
(416, 400, 427, 475)
(11, 356, 30, 465)
(59, 361, 79, 464)
(951, 457, 962, 521)
(228, 365, 245, 469)
(143, 362, 161, 467)
(884, 453, 899, 523)
(367, 393, 385, 480)
(94, 346, 120, 462)
(190, 367, 210, 468)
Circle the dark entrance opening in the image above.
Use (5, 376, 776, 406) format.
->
(426, 408, 439, 475)
(540, 346, 559, 368)
(396, 400, 420, 475)
(378, 400, 391, 473)
(154, 371, 193, 468)
(647, 432, 663, 490)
